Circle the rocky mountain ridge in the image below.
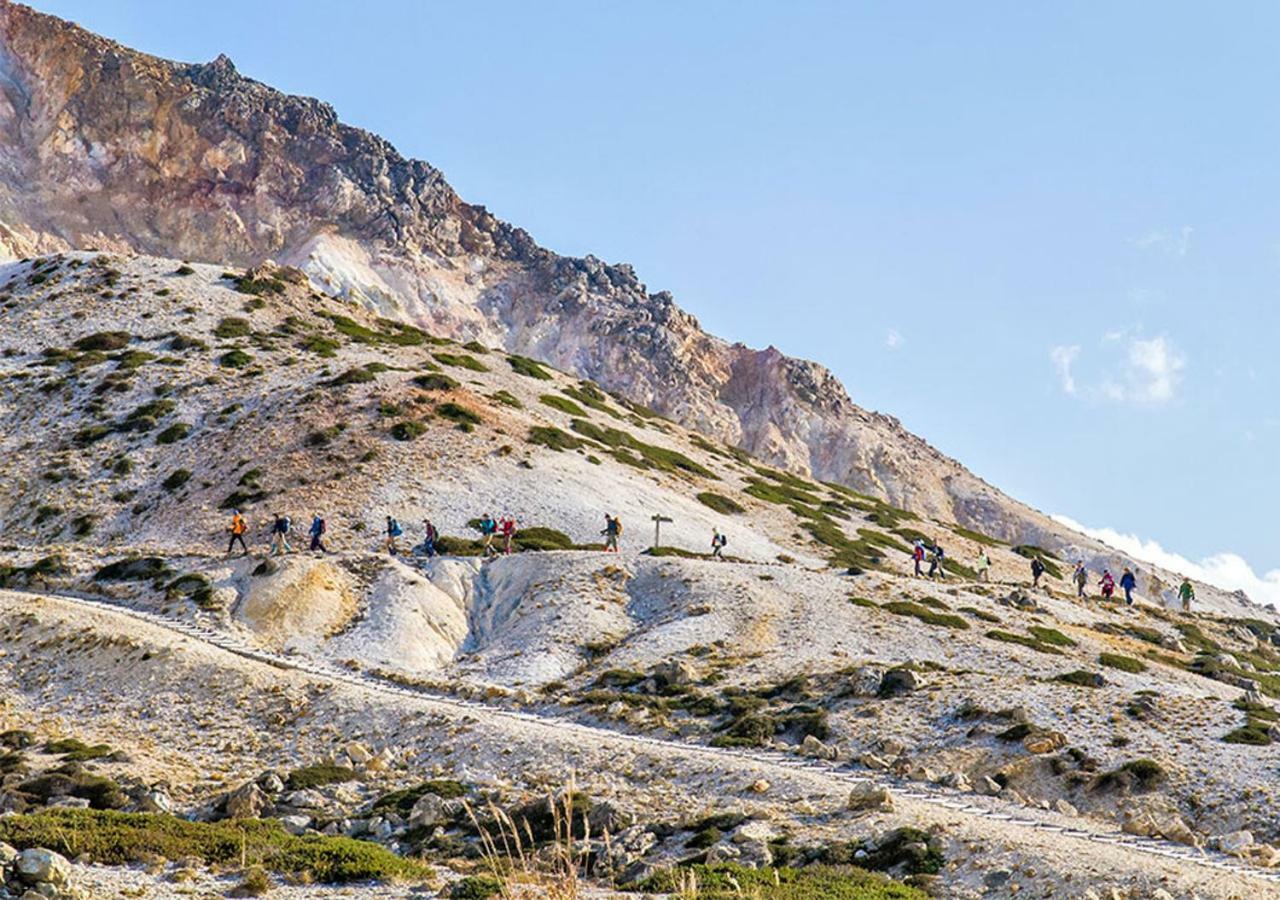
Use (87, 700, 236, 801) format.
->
(0, 0, 1083, 555)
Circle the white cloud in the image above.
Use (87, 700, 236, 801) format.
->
(1051, 334, 1185, 405)
(1049, 344, 1080, 395)
(885, 329, 902, 351)
(1052, 514, 1280, 608)
(1130, 225, 1192, 257)
(1107, 335, 1185, 404)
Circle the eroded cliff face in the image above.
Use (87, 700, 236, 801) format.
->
(0, 0, 1050, 543)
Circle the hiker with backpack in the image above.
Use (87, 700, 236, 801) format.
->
(1030, 556, 1046, 588)
(711, 529, 727, 560)
(927, 542, 946, 579)
(477, 514, 498, 557)
(602, 514, 621, 553)
(269, 513, 292, 556)
(385, 515, 404, 556)
(1099, 570, 1116, 600)
(974, 549, 991, 582)
(309, 514, 329, 554)
(226, 510, 249, 556)
(500, 516, 517, 555)
(418, 519, 439, 558)
(912, 541, 925, 578)
(1073, 562, 1088, 598)
(1120, 568, 1138, 606)
(1178, 577, 1195, 612)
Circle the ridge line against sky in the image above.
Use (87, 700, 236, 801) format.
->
(28, 0, 1280, 578)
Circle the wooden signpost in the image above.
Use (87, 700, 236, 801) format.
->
(652, 514, 673, 549)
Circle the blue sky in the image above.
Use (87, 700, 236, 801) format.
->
(38, 2, 1280, 597)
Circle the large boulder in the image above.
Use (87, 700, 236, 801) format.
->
(224, 782, 271, 820)
(847, 781, 894, 812)
(15, 848, 71, 885)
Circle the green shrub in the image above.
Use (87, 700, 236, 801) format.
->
(74, 332, 130, 352)
(323, 314, 427, 347)
(958, 606, 1000, 623)
(390, 420, 427, 441)
(696, 492, 745, 515)
(570, 419, 713, 478)
(413, 372, 459, 391)
(232, 275, 287, 297)
(218, 349, 253, 368)
(213, 317, 252, 339)
(451, 876, 501, 900)
(508, 355, 552, 380)
(369, 780, 468, 815)
(44, 738, 113, 762)
(155, 423, 191, 445)
(490, 390, 522, 408)
(0, 809, 429, 883)
(539, 394, 588, 417)
(1224, 721, 1272, 745)
(1099, 653, 1147, 674)
(161, 469, 191, 492)
(1028, 626, 1076, 647)
(95, 557, 171, 582)
(881, 601, 969, 630)
(284, 765, 357, 791)
(515, 527, 575, 552)
(437, 402, 481, 428)
(1054, 670, 1106, 688)
(985, 630, 1063, 655)
(528, 426, 584, 452)
(433, 352, 488, 372)
(849, 596, 878, 609)
(298, 334, 341, 357)
(635, 863, 924, 899)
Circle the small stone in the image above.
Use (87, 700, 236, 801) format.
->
(748, 779, 770, 794)
(860, 753, 889, 770)
(878, 667, 920, 697)
(1218, 829, 1255, 855)
(1053, 799, 1078, 817)
(847, 666, 885, 697)
(224, 782, 270, 819)
(1022, 730, 1067, 754)
(800, 735, 836, 760)
(280, 814, 311, 835)
(978, 776, 1003, 795)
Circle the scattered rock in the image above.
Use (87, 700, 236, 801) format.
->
(748, 779, 770, 794)
(652, 659, 699, 689)
(978, 776, 1003, 795)
(224, 782, 270, 820)
(847, 781, 893, 812)
(878, 667, 920, 697)
(1022, 731, 1067, 754)
(15, 848, 71, 886)
(847, 666, 885, 697)
(1218, 829, 1255, 856)
(1053, 799, 1078, 817)
(280, 814, 311, 835)
(800, 734, 836, 760)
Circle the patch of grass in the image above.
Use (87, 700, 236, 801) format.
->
(1099, 653, 1147, 674)
(985, 630, 1064, 655)
(284, 765, 357, 791)
(508, 355, 552, 380)
(1224, 721, 1272, 745)
(489, 390, 522, 409)
(561, 382, 624, 418)
(155, 423, 191, 445)
(636, 863, 925, 899)
(451, 876, 501, 900)
(881, 601, 969, 630)
(539, 394, 588, 417)
(74, 332, 130, 352)
(1096, 759, 1165, 792)
(433, 352, 488, 372)
(413, 372, 460, 391)
(570, 419, 713, 478)
(849, 596, 878, 609)
(327, 366, 379, 387)
(1028, 626, 1076, 647)
(0, 810, 429, 884)
(389, 420, 426, 441)
(324, 314, 427, 347)
(958, 606, 1001, 623)
(232, 274, 287, 297)
(951, 525, 1006, 547)
(696, 492, 745, 515)
(528, 426, 585, 452)
(436, 402, 481, 429)
(218, 349, 254, 369)
(213, 317, 252, 339)
(514, 527, 575, 552)
(43, 738, 113, 762)
(369, 779, 467, 816)
(94, 557, 172, 582)
(298, 334, 341, 357)
(1054, 670, 1106, 688)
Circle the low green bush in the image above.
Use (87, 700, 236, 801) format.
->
(696, 492, 745, 515)
(882, 601, 969, 630)
(1099, 653, 1147, 674)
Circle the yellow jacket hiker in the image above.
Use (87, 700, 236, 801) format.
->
(227, 510, 249, 555)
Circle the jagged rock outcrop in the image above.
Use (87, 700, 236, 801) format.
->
(0, 1, 1117, 547)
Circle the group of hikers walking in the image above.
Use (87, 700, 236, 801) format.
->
(908, 533, 1197, 612)
(227, 511, 330, 556)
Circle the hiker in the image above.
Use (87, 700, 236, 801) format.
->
(478, 513, 498, 557)
(711, 529, 727, 560)
(1099, 570, 1115, 600)
(269, 513, 292, 556)
(309, 514, 329, 553)
(385, 515, 403, 556)
(226, 509, 249, 556)
(927, 542, 946, 580)
(1030, 557, 1046, 588)
(974, 549, 991, 582)
(500, 516, 517, 555)
(417, 519, 439, 558)
(1073, 562, 1088, 598)
(601, 514, 621, 553)
(912, 541, 925, 577)
(1120, 568, 1137, 606)
(1178, 577, 1196, 612)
